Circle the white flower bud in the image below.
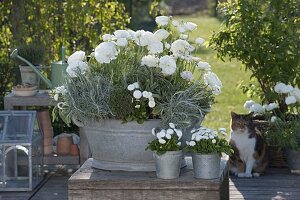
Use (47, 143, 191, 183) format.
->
(133, 90, 142, 99)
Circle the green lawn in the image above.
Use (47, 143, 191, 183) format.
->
(174, 14, 255, 131)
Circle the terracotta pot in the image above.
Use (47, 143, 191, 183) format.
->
(70, 144, 79, 156)
(57, 134, 73, 155)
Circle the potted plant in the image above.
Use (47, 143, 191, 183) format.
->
(52, 15, 221, 171)
(146, 123, 183, 179)
(243, 82, 300, 171)
(186, 127, 232, 179)
(16, 42, 46, 86)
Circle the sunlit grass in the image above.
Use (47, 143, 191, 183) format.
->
(174, 13, 256, 131)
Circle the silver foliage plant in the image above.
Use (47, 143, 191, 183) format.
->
(158, 84, 213, 129)
(57, 70, 113, 126)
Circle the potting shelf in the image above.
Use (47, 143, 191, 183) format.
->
(68, 157, 229, 200)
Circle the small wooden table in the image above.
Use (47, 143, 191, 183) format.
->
(68, 158, 229, 200)
(4, 92, 55, 110)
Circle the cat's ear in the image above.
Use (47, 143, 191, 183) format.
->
(246, 112, 254, 120)
(231, 111, 238, 118)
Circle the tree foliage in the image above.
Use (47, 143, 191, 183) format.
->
(210, 0, 300, 111)
(0, 0, 130, 109)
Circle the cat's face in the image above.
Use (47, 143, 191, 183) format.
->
(230, 112, 253, 133)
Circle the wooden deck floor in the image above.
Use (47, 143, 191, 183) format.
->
(0, 169, 299, 200)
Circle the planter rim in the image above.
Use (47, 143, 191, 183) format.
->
(192, 152, 220, 156)
(154, 150, 183, 155)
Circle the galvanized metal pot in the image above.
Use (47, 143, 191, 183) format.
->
(82, 119, 161, 171)
(154, 150, 183, 179)
(286, 149, 300, 173)
(192, 153, 220, 179)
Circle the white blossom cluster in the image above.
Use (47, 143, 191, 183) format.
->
(66, 15, 222, 96)
(127, 82, 156, 108)
(152, 123, 183, 145)
(274, 83, 300, 105)
(244, 100, 279, 114)
(186, 127, 227, 146)
(53, 85, 67, 101)
(66, 51, 88, 77)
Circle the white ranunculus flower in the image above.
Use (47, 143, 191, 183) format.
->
(184, 22, 197, 31)
(274, 83, 293, 94)
(178, 25, 186, 33)
(135, 30, 155, 46)
(180, 71, 194, 81)
(155, 16, 170, 26)
(147, 41, 163, 54)
(266, 103, 279, 111)
(95, 42, 118, 64)
(148, 92, 153, 97)
(159, 138, 166, 144)
(148, 100, 156, 108)
(166, 133, 172, 139)
(290, 88, 300, 100)
(189, 141, 196, 146)
(159, 55, 177, 76)
(285, 95, 297, 105)
(249, 103, 265, 114)
(66, 61, 88, 77)
(154, 29, 170, 41)
(68, 50, 85, 63)
(271, 116, 277, 123)
(212, 139, 216, 144)
(164, 42, 171, 49)
(180, 34, 188, 40)
(133, 82, 139, 89)
(244, 100, 255, 109)
(55, 85, 67, 94)
(175, 129, 182, 140)
(166, 128, 174, 135)
(204, 71, 223, 90)
(169, 123, 175, 129)
(127, 30, 136, 39)
(127, 84, 135, 91)
(195, 37, 205, 45)
(177, 142, 181, 146)
(102, 34, 116, 41)
(157, 130, 166, 139)
(148, 97, 154, 101)
(197, 61, 211, 70)
(141, 55, 159, 68)
(172, 20, 179, 27)
(152, 128, 156, 136)
(53, 94, 59, 101)
(114, 30, 130, 38)
(142, 91, 148, 98)
(170, 39, 195, 57)
(133, 90, 142, 99)
(116, 38, 128, 47)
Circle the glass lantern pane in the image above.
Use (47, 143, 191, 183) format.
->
(5, 146, 29, 189)
(4, 116, 30, 142)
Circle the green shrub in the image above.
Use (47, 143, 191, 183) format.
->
(210, 0, 300, 112)
(17, 42, 45, 65)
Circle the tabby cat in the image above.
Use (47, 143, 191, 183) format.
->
(229, 112, 268, 178)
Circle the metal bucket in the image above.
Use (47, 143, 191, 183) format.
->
(192, 153, 220, 179)
(83, 119, 161, 171)
(286, 149, 300, 173)
(154, 150, 183, 179)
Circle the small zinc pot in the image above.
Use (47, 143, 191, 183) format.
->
(192, 153, 220, 179)
(286, 149, 300, 173)
(153, 150, 183, 179)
